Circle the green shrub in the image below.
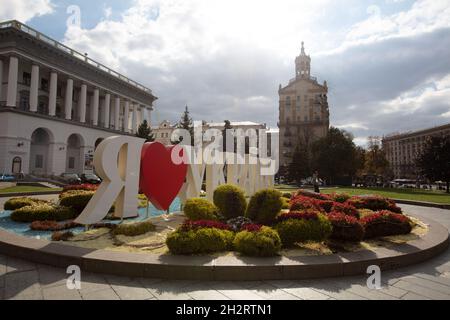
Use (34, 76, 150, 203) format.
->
(184, 198, 219, 221)
(329, 193, 351, 203)
(59, 190, 95, 213)
(275, 213, 332, 247)
(282, 192, 292, 199)
(281, 197, 290, 210)
(246, 189, 283, 225)
(4, 197, 49, 211)
(166, 227, 234, 255)
(233, 226, 281, 257)
(213, 184, 247, 219)
(113, 220, 156, 236)
(11, 204, 76, 222)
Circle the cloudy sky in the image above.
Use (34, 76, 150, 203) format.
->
(1, 0, 450, 146)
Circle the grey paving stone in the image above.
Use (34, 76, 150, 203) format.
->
(393, 280, 450, 300)
(42, 284, 82, 300)
(281, 287, 329, 300)
(209, 281, 264, 300)
(37, 265, 68, 289)
(401, 292, 431, 300)
(4, 270, 42, 300)
(400, 276, 450, 295)
(250, 283, 298, 300)
(6, 257, 36, 273)
(184, 282, 230, 300)
(81, 287, 120, 300)
(77, 273, 111, 295)
(309, 285, 368, 300)
(110, 282, 154, 300)
(144, 280, 194, 300)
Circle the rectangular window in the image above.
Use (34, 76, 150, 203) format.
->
(35, 155, 44, 169)
(23, 72, 31, 86)
(68, 157, 75, 169)
(41, 78, 48, 91)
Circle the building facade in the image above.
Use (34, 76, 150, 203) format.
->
(382, 123, 450, 179)
(0, 20, 157, 176)
(153, 120, 175, 145)
(278, 43, 330, 166)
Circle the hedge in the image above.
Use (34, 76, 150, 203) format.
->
(183, 198, 220, 221)
(245, 189, 283, 224)
(11, 204, 76, 222)
(233, 226, 281, 257)
(213, 184, 247, 219)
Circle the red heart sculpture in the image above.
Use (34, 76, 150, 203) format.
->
(140, 142, 188, 211)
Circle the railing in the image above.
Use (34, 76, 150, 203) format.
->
(289, 75, 318, 84)
(0, 20, 153, 95)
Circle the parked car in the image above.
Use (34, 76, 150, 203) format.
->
(80, 173, 102, 184)
(60, 173, 82, 185)
(0, 174, 15, 182)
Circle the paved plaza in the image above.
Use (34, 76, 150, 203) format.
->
(0, 204, 450, 300)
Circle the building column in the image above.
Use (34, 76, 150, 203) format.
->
(146, 106, 152, 126)
(64, 79, 73, 120)
(0, 59, 3, 102)
(48, 71, 58, 116)
(132, 103, 138, 133)
(6, 56, 18, 107)
(123, 100, 130, 133)
(114, 97, 120, 131)
(92, 88, 99, 125)
(79, 84, 87, 123)
(29, 65, 39, 112)
(103, 93, 110, 129)
(140, 106, 146, 125)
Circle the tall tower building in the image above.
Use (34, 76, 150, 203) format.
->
(278, 42, 330, 167)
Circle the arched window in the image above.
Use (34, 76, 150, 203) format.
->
(12, 157, 22, 174)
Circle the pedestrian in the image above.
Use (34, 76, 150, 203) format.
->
(312, 170, 320, 193)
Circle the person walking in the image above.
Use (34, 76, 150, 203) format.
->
(312, 170, 320, 193)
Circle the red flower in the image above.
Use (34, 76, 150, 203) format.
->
(241, 224, 263, 232)
(180, 220, 231, 231)
(328, 212, 360, 225)
(277, 209, 319, 222)
(360, 211, 410, 226)
(330, 203, 360, 219)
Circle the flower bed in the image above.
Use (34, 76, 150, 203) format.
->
(327, 212, 364, 242)
(361, 210, 412, 239)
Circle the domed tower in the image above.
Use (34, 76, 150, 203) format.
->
(295, 42, 311, 78)
(278, 41, 330, 168)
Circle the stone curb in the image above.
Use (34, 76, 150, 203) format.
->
(394, 199, 450, 210)
(0, 191, 62, 198)
(0, 214, 448, 281)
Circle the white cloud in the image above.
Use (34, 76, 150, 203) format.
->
(336, 123, 369, 130)
(319, 0, 450, 56)
(0, 0, 53, 22)
(60, 0, 450, 143)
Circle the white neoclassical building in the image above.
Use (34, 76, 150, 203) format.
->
(0, 21, 157, 177)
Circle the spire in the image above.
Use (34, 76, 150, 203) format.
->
(295, 41, 311, 78)
(301, 41, 305, 55)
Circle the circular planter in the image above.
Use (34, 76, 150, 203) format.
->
(0, 213, 448, 281)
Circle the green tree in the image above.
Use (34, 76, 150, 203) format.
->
(174, 105, 194, 145)
(288, 142, 311, 185)
(416, 135, 450, 193)
(311, 127, 358, 185)
(135, 120, 154, 142)
(364, 136, 390, 177)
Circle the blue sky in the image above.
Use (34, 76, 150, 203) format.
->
(1, 0, 450, 146)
